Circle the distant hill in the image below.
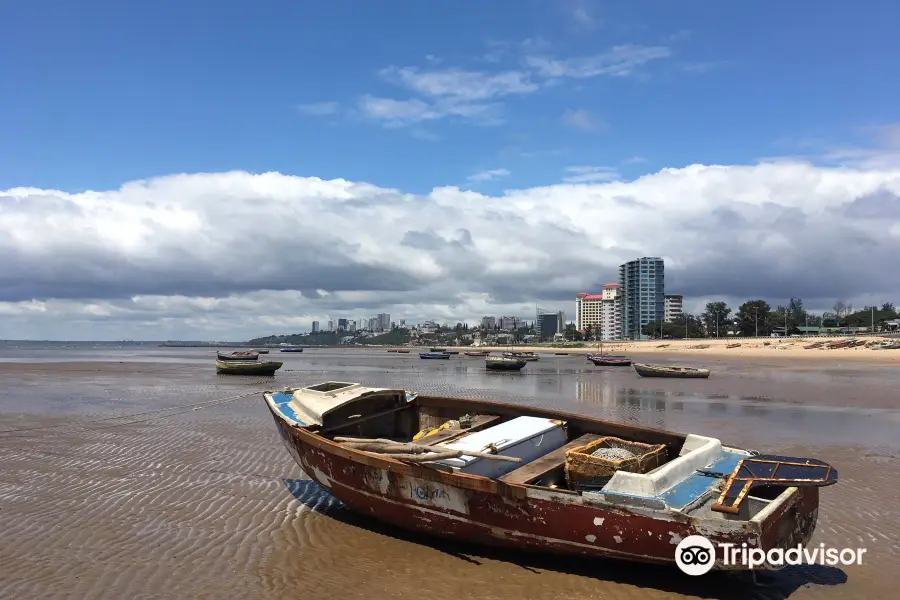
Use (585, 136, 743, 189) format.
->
(247, 328, 411, 346)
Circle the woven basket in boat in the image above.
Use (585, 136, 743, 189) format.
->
(565, 436, 667, 487)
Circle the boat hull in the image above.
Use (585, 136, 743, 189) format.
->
(268, 411, 819, 570)
(217, 351, 259, 361)
(633, 363, 710, 378)
(589, 358, 632, 366)
(216, 360, 283, 375)
(485, 361, 526, 371)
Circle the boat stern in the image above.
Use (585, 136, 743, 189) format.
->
(755, 486, 820, 560)
(693, 485, 822, 572)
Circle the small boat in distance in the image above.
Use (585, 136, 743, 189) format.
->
(502, 351, 539, 361)
(464, 350, 490, 357)
(486, 356, 527, 371)
(216, 360, 283, 375)
(396, 349, 410, 353)
(419, 352, 450, 360)
(430, 348, 446, 352)
(279, 347, 304, 353)
(217, 350, 259, 361)
(633, 363, 710, 379)
(589, 355, 632, 367)
(263, 381, 838, 571)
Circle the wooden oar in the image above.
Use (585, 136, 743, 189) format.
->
(333, 437, 522, 462)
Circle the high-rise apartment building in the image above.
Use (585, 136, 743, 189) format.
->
(619, 257, 665, 340)
(498, 316, 521, 330)
(311, 320, 320, 333)
(575, 283, 622, 340)
(377, 313, 391, 331)
(337, 318, 348, 330)
(664, 295, 684, 323)
(537, 311, 566, 341)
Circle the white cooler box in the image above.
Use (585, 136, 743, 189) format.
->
(433, 416, 567, 479)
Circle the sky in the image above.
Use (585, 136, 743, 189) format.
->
(1, 1, 900, 341)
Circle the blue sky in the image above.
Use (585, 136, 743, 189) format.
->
(2, 1, 900, 340)
(2, 0, 898, 195)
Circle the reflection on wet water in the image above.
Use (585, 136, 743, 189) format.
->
(572, 377, 900, 448)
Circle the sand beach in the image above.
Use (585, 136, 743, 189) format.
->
(465, 335, 900, 364)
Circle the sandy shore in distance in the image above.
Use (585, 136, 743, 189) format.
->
(441, 336, 900, 363)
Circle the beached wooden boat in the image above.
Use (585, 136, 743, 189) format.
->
(280, 347, 304, 353)
(503, 351, 539, 361)
(250, 349, 270, 354)
(419, 351, 450, 360)
(263, 381, 838, 571)
(215, 359, 283, 375)
(464, 350, 490, 357)
(633, 363, 710, 379)
(589, 355, 632, 367)
(217, 350, 259, 361)
(430, 348, 446, 352)
(485, 356, 527, 371)
(396, 349, 410, 353)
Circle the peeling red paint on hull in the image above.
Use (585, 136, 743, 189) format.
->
(271, 411, 820, 571)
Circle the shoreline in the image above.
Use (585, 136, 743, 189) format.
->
(427, 336, 900, 364)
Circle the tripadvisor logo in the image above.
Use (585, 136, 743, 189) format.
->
(675, 535, 867, 575)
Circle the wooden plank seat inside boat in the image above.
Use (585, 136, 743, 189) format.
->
(416, 414, 503, 446)
(498, 433, 603, 485)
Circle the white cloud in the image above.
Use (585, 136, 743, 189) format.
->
(364, 41, 677, 128)
(562, 165, 620, 182)
(380, 66, 539, 102)
(359, 66, 537, 127)
(358, 94, 502, 127)
(761, 123, 900, 170)
(563, 108, 602, 131)
(4, 161, 900, 340)
(525, 44, 672, 78)
(467, 169, 510, 183)
(296, 101, 339, 116)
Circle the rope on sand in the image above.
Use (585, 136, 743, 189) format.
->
(0, 389, 271, 440)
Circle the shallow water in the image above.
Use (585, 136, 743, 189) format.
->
(0, 346, 897, 599)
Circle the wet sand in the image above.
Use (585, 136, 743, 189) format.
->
(1, 347, 898, 600)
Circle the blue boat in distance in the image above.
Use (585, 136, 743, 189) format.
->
(419, 351, 450, 359)
(280, 347, 304, 353)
